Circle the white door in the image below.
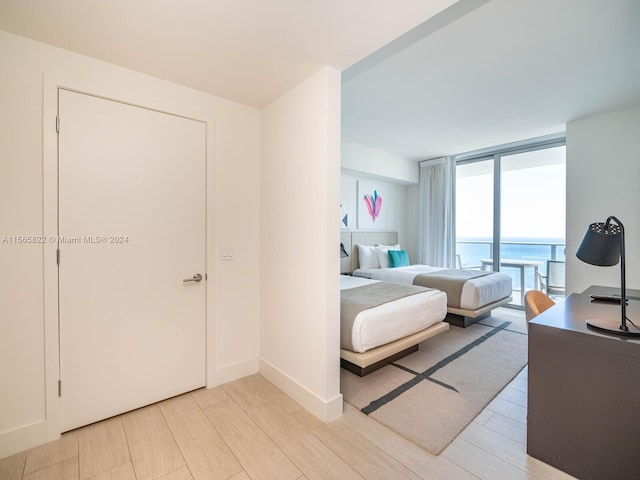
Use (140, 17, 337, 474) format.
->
(58, 90, 206, 431)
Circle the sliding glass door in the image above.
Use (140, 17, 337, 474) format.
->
(455, 158, 494, 271)
(455, 138, 566, 308)
(500, 146, 566, 306)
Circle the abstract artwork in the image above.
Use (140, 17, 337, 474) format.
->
(357, 181, 387, 229)
(340, 205, 350, 229)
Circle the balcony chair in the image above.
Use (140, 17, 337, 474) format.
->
(455, 254, 482, 270)
(538, 260, 565, 297)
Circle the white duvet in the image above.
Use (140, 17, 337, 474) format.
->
(340, 275, 446, 353)
(352, 265, 512, 310)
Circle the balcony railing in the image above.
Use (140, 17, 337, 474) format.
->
(456, 240, 566, 307)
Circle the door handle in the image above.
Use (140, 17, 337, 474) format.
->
(183, 273, 203, 283)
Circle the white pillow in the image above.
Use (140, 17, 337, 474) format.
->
(357, 244, 380, 269)
(374, 244, 400, 268)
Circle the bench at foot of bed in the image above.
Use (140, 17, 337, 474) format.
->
(445, 296, 512, 328)
(340, 321, 449, 376)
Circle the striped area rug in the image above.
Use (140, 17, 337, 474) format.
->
(340, 309, 528, 455)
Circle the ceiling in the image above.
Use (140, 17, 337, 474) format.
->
(2, 0, 638, 163)
(343, 0, 640, 161)
(0, 0, 458, 108)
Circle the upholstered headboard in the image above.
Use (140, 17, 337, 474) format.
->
(348, 231, 398, 272)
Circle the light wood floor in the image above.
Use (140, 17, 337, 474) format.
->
(1, 325, 575, 480)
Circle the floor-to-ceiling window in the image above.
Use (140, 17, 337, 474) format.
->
(455, 136, 566, 308)
(455, 158, 494, 270)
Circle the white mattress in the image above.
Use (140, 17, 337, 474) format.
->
(351, 265, 512, 310)
(340, 275, 447, 353)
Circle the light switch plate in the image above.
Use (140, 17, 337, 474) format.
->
(221, 246, 236, 260)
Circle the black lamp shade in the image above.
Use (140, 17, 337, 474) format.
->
(576, 222, 621, 266)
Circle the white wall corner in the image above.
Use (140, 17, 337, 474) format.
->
(259, 358, 344, 422)
(209, 357, 260, 388)
(259, 64, 342, 421)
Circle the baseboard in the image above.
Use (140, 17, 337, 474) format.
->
(209, 357, 259, 388)
(259, 359, 343, 422)
(0, 420, 59, 459)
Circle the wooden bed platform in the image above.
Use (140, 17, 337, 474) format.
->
(340, 321, 449, 376)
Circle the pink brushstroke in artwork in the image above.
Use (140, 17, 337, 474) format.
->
(363, 190, 382, 222)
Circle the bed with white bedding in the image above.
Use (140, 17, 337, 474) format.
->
(341, 231, 512, 328)
(340, 275, 448, 376)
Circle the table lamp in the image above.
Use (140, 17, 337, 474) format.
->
(340, 243, 349, 258)
(576, 216, 640, 337)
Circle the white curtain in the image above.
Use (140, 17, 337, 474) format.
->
(417, 156, 456, 268)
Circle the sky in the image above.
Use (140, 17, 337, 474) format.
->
(456, 148, 566, 241)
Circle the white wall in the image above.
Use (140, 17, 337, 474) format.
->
(260, 67, 343, 421)
(566, 105, 640, 294)
(0, 30, 261, 457)
(340, 142, 417, 260)
(340, 173, 414, 261)
(342, 141, 418, 184)
(406, 185, 420, 264)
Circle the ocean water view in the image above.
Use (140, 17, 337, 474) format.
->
(457, 238, 566, 296)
